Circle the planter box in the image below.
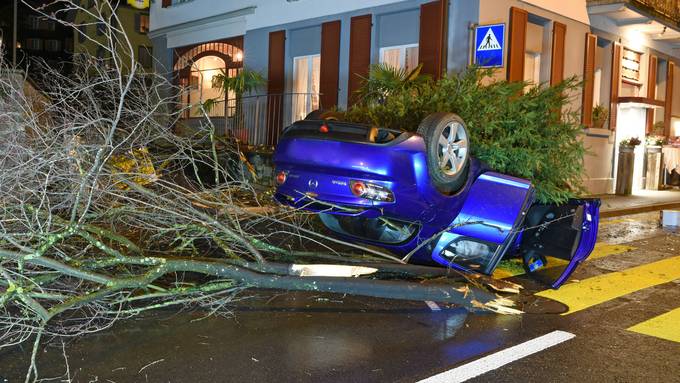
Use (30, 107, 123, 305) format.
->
(645, 146, 663, 190)
(616, 147, 635, 195)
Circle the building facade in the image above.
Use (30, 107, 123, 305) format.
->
(73, 2, 152, 72)
(149, 0, 680, 195)
(585, 0, 680, 193)
(0, 0, 74, 78)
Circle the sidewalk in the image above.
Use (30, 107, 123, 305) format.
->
(595, 189, 680, 217)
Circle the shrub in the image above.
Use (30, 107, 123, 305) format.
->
(345, 67, 586, 203)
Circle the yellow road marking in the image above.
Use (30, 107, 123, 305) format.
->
(536, 255, 680, 315)
(492, 243, 635, 279)
(628, 307, 680, 343)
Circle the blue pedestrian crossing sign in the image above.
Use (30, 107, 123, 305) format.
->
(474, 24, 505, 68)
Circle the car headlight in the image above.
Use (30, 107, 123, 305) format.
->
(349, 180, 394, 202)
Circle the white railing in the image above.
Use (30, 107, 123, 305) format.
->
(189, 93, 321, 147)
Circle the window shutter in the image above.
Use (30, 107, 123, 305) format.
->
(418, 0, 447, 79)
(347, 14, 372, 107)
(664, 61, 675, 137)
(550, 21, 566, 86)
(507, 7, 528, 82)
(646, 55, 658, 134)
(609, 41, 622, 130)
(267, 30, 286, 145)
(320, 20, 341, 109)
(582, 33, 597, 127)
(162, 0, 171, 8)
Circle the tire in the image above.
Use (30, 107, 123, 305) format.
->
(417, 112, 470, 194)
(304, 109, 344, 121)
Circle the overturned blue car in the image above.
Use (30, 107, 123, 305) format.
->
(272, 112, 600, 288)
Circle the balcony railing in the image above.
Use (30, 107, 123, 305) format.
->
(587, 0, 680, 24)
(183, 93, 321, 148)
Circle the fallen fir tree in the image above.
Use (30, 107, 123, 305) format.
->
(0, 1, 520, 381)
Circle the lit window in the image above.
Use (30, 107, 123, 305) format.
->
(137, 14, 149, 34)
(379, 44, 419, 72)
(523, 52, 541, 86)
(523, 19, 550, 87)
(292, 54, 320, 121)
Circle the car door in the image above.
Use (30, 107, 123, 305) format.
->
(517, 198, 601, 288)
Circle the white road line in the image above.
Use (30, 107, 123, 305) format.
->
(425, 301, 441, 311)
(416, 330, 575, 383)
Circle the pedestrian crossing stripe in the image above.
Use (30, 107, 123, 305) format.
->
(492, 243, 635, 279)
(477, 28, 502, 51)
(535, 255, 680, 315)
(628, 307, 680, 343)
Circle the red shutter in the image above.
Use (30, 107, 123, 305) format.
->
(609, 41, 622, 131)
(507, 7, 528, 82)
(418, 0, 447, 79)
(550, 22, 566, 86)
(267, 30, 286, 145)
(162, 0, 171, 8)
(347, 14, 372, 107)
(582, 33, 597, 127)
(665, 61, 675, 137)
(646, 55, 658, 134)
(320, 20, 341, 109)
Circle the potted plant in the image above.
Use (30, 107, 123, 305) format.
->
(619, 136, 641, 152)
(592, 104, 609, 130)
(646, 135, 665, 153)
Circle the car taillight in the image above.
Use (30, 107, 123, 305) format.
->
(319, 124, 329, 133)
(276, 171, 287, 185)
(349, 180, 394, 202)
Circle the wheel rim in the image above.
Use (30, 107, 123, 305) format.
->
(437, 121, 468, 176)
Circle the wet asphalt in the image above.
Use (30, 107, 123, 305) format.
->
(1, 212, 679, 382)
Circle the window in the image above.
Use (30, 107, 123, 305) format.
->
(135, 14, 150, 34)
(621, 48, 641, 83)
(64, 38, 73, 53)
(27, 16, 40, 30)
(138, 46, 153, 68)
(78, 25, 87, 43)
(45, 39, 62, 52)
(524, 52, 541, 86)
(379, 44, 418, 72)
(593, 68, 602, 107)
(25, 38, 43, 51)
(523, 20, 551, 87)
(292, 54, 320, 121)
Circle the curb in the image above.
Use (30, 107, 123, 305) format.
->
(600, 202, 680, 218)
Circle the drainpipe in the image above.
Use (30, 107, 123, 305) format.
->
(12, 0, 17, 67)
(468, 23, 477, 66)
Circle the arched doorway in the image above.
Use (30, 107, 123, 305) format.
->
(173, 39, 243, 118)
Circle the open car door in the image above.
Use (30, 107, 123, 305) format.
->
(431, 171, 600, 289)
(517, 198, 601, 288)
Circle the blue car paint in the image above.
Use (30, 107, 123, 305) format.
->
(273, 122, 600, 288)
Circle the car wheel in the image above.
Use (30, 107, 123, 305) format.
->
(417, 112, 470, 194)
(304, 109, 344, 121)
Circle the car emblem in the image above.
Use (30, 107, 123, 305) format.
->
(308, 179, 318, 189)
